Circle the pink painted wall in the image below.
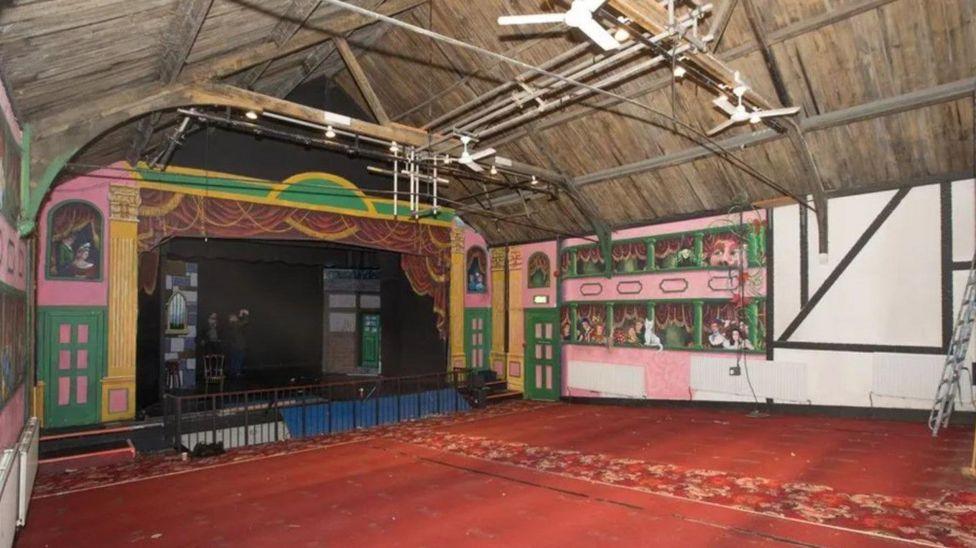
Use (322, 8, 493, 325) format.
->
(558, 209, 768, 401)
(564, 269, 766, 302)
(0, 385, 24, 449)
(0, 381, 27, 449)
(519, 240, 557, 308)
(463, 227, 491, 309)
(37, 167, 116, 307)
(562, 345, 693, 399)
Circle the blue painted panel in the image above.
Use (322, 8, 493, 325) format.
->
(279, 389, 468, 438)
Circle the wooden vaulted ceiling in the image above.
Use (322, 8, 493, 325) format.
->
(0, 0, 974, 245)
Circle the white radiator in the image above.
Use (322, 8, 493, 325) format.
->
(0, 448, 20, 548)
(690, 356, 809, 404)
(18, 417, 39, 526)
(567, 360, 646, 398)
(870, 353, 954, 409)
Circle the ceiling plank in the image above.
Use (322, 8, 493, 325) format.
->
(488, 0, 898, 149)
(126, 0, 214, 165)
(741, 0, 829, 249)
(706, 0, 740, 51)
(180, 0, 425, 84)
(573, 76, 976, 187)
(334, 36, 390, 125)
(236, 0, 323, 89)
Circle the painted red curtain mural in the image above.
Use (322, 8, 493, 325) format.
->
(137, 189, 451, 337)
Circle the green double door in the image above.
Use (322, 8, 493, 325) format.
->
(39, 308, 106, 428)
(525, 309, 560, 401)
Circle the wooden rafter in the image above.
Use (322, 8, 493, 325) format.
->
(705, 0, 739, 51)
(572, 77, 976, 186)
(180, 0, 425, 85)
(488, 0, 898, 149)
(334, 36, 390, 125)
(740, 0, 829, 251)
(126, 0, 214, 165)
(236, 0, 323, 89)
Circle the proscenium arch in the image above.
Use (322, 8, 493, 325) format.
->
(20, 82, 429, 236)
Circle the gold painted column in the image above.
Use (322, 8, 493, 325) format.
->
(448, 226, 466, 371)
(489, 247, 507, 379)
(102, 185, 140, 422)
(506, 248, 525, 393)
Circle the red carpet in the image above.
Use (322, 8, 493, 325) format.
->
(20, 402, 976, 546)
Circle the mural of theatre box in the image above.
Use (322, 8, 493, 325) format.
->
(47, 201, 102, 281)
(467, 247, 487, 293)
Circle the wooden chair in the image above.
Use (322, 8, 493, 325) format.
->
(203, 354, 226, 393)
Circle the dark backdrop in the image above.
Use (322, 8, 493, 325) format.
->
(197, 257, 323, 371)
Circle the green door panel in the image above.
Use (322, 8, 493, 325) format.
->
(524, 308, 560, 401)
(464, 309, 491, 370)
(360, 313, 381, 372)
(39, 307, 106, 428)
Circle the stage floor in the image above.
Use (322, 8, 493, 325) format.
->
(18, 402, 976, 547)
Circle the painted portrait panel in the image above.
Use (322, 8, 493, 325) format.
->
(527, 252, 550, 288)
(47, 201, 102, 281)
(466, 247, 487, 293)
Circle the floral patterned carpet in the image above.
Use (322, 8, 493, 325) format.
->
(35, 401, 976, 546)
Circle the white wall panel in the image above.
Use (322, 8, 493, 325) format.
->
(690, 356, 808, 404)
(567, 361, 646, 398)
(806, 191, 891, 293)
(952, 179, 975, 263)
(773, 205, 801, 339)
(790, 186, 941, 346)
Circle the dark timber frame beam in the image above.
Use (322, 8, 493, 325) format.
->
(334, 36, 391, 125)
(125, 0, 214, 165)
(741, 0, 829, 253)
(235, 0, 323, 89)
(487, 0, 898, 149)
(572, 77, 976, 187)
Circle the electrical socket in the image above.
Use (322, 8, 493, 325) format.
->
(729, 366, 741, 376)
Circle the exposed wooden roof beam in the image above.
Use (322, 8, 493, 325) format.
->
(334, 36, 390, 125)
(488, 0, 898, 149)
(126, 0, 214, 165)
(741, 0, 829, 251)
(573, 76, 976, 187)
(607, 0, 775, 110)
(706, 0, 739, 51)
(236, 0, 323, 89)
(180, 0, 425, 84)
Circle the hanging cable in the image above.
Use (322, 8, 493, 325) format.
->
(318, 0, 814, 211)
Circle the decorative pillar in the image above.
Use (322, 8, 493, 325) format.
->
(489, 247, 507, 379)
(646, 238, 656, 271)
(746, 299, 760, 350)
(606, 302, 614, 349)
(692, 299, 704, 349)
(449, 226, 466, 370)
(102, 185, 140, 422)
(506, 248, 524, 392)
(693, 232, 704, 267)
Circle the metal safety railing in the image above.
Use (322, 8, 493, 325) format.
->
(163, 370, 474, 452)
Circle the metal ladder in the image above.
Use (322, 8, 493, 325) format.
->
(929, 255, 976, 436)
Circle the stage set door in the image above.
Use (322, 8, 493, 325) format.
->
(464, 309, 491, 369)
(524, 309, 560, 400)
(39, 308, 106, 427)
(359, 312, 381, 372)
